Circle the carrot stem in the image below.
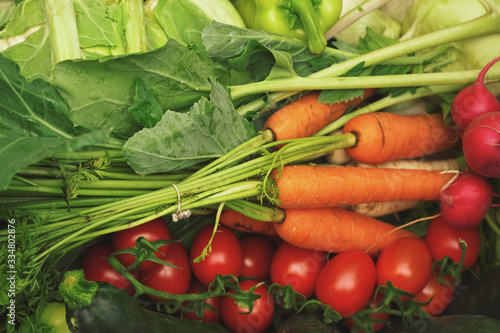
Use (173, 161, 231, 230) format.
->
(27, 134, 353, 262)
(224, 199, 285, 223)
(313, 84, 463, 136)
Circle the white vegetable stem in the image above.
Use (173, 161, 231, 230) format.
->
(123, 0, 148, 54)
(232, 66, 500, 97)
(42, 0, 81, 63)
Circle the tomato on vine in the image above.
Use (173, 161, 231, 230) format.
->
(239, 234, 276, 281)
(413, 267, 456, 316)
(111, 217, 171, 271)
(270, 242, 326, 298)
(182, 279, 222, 323)
(376, 237, 432, 297)
(425, 215, 480, 268)
(344, 292, 390, 332)
(315, 250, 376, 317)
(221, 280, 274, 333)
(139, 241, 191, 301)
(190, 224, 242, 286)
(81, 241, 137, 293)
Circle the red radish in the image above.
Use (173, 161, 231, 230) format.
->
(462, 112, 500, 178)
(440, 172, 493, 228)
(451, 56, 500, 131)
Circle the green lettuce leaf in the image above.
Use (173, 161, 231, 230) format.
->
(53, 39, 213, 138)
(202, 22, 350, 79)
(128, 78, 163, 128)
(0, 54, 110, 190)
(0, 54, 77, 138)
(0, 0, 52, 81)
(122, 81, 256, 175)
(0, 1, 15, 30)
(74, 0, 121, 49)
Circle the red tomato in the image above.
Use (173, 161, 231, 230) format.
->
(190, 224, 242, 286)
(270, 242, 326, 298)
(139, 241, 191, 301)
(425, 215, 480, 268)
(182, 279, 222, 323)
(221, 280, 274, 333)
(376, 237, 432, 297)
(315, 250, 376, 317)
(81, 241, 137, 293)
(239, 234, 276, 281)
(413, 268, 456, 316)
(112, 218, 171, 271)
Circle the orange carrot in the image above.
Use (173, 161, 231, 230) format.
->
(263, 89, 376, 142)
(274, 207, 417, 256)
(342, 112, 460, 164)
(271, 165, 454, 208)
(219, 209, 279, 236)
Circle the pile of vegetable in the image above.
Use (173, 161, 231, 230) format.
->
(1, 0, 500, 332)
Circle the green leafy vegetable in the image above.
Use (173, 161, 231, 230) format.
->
(401, 0, 500, 71)
(146, 0, 245, 57)
(329, 0, 402, 45)
(123, 81, 256, 174)
(0, 1, 15, 29)
(203, 22, 352, 78)
(318, 88, 366, 105)
(0, 132, 110, 191)
(53, 39, 213, 138)
(0, 54, 110, 190)
(74, 0, 124, 52)
(128, 79, 163, 128)
(0, 0, 52, 81)
(0, 0, 246, 83)
(0, 0, 151, 81)
(0, 55, 76, 138)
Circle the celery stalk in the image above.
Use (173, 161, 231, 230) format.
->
(42, 0, 81, 63)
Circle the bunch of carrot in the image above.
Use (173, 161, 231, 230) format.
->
(220, 89, 461, 256)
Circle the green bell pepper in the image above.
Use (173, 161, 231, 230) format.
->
(232, 0, 342, 54)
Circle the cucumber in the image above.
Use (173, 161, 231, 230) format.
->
(277, 313, 341, 333)
(59, 270, 229, 333)
(388, 314, 500, 333)
(442, 265, 500, 319)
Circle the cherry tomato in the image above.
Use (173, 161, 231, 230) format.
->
(190, 224, 242, 286)
(81, 241, 138, 293)
(239, 234, 276, 281)
(182, 279, 222, 323)
(139, 241, 191, 301)
(270, 242, 326, 298)
(112, 218, 171, 271)
(376, 237, 432, 296)
(413, 267, 455, 316)
(315, 250, 376, 317)
(221, 280, 274, 333)
(425, 215, 480, 268)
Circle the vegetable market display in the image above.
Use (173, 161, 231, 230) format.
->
(1, 0, 500, 332)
